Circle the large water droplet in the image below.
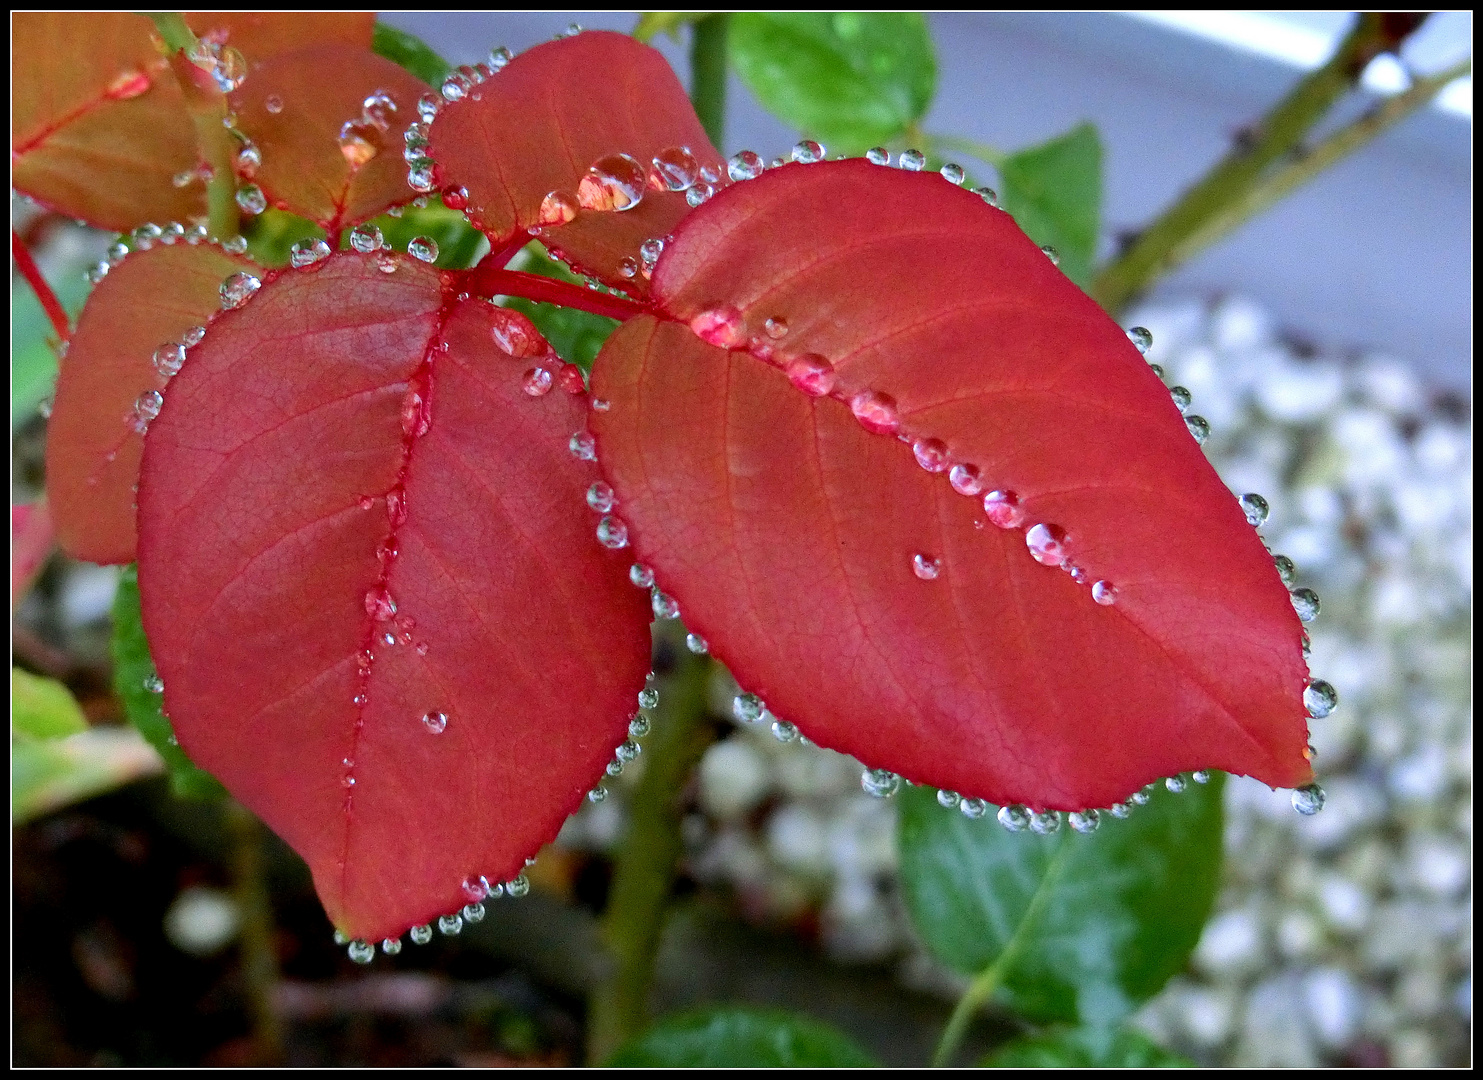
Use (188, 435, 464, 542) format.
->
(727, 150, 763, 181)
(462, 902, 485, 923)
(438, 913, 462, 935)
(1169, 386, 1192, 412)
(588, 785, 608, 803)
(348, 939, 375, 963)
(912, 553, 940, 580)
(569, 432, 597, 461)
(132, 223, 163, 250)
(685, 182, 714, 207)
(596, 516, 629, 549)
(538, 190, 578, 226)
(1126, 326, 1153, 354)
(407, 236, 438, 263)
(264, 93, 284, 114)
(616, 739, 641, 763)
(129, 390, 163, 432)
(1291, 783, 1325, 815)
(959, 797, 987, 819)
(1273, 554, 1297, 586)
(182, 325, 206, 347)
(651, 590, 679, 620)
(686, 633, 708, 655)
(629, 563, 654, 589)
(640, 238, 665, 267)
(153, 343, 185, 378)
(1091, 580, 1117, 606)
(1068, 809, 1100, 833)
(785, 354, 836, 397)
(937, 789, 961, 809)
(409, 923, 433, 945)
(912, 437, 949, 472)
(1291, 587, 1320, 622)
(791, 140, 825, 164)
(1185, 415, 1210, 444)
(861, 768, 900, 797)
(638, 687, 660, 710)
(733, 693, 763, 723)
(422, 710, 448, 734)
(523, 367, 553, 396)
(1025, 523, 1068, 566)
(339, 119, 383, 168)
(1108, 802, 1132, 818)
(850, 390, 900, 435)
(1029, 810, 1061, 834)
(628, 715, 651, 738)
(982, 490, 1024, 529)
(290, 238, 331, 269)
(771, 719, 799, 743)
(219, 271, 261, 309)
(1165, 775, 1187, 793)
(505, 873, 530, 897)
(1129, 789, 1150, 806)
(1304, 680, 1338, 718)
(898, 149, 925, 171)
(408, 164, 436, 193)
(586, 481, 615, 512)
(159, 221, 185, 245)
(689, 306, 746, 349)
(348, 224, 384, 254)
(939, 163, 965, 185)
(490, 308, 543, 357)
(866, 147, 890, 165)
(948, 464, 983, 496)
(972, 186, 999, 206)
(997, 804, 1031, 831)
(1192, 770, 1210, 784)
(579, 153, 646, 212)
(648, 146, 699, 192)
(235, 184, 266, 216)
(1239, 493, 1269, 527)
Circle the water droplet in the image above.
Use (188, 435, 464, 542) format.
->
(381, 937, 402, 954)
(727, 150, 763, 181)
(628, 564, 654, 590)
(222, 235, 249, 255)
(757, 317, 788, 342)
(689, 306, 745, 349)
(578, 153, 645, 212)
(588, 785, 608, 803)
(364, 587, 397, 621)
(159, 222, 185, 245)
(84, 260, 109, 285)
(212, 45, 247, 92)
(129, 390, 163, 432)
(648, 146, 699, 192)
(651, 590, 679, 620)
(1130, 789, 1150, 806)
(408, 163, 437, 193)
(784, 353, 836, 397)
(685, 183, 714, 207)
(982, 490, 1024, 529)
(439, 74, 466, 101)
(1126, 326, 1153, 354)
(409, 923, 433, 945)
(422, 710, 448, 734)
(685, 633, 708, 655)
(1165, 775, 1186, 793)
(106, 68, 151, 100)
(617, 256, 639, 279)
(234, 143, 262, 178)
(219, 271, 261, 309)
(1068, 809, 1100, 833)
(639, 238, 665, 268)
(1149, 363, 1164, 379)
(936, 789, 961, 809)
(338, 118, 383, 169)
(348, 939, 374, 963)
(1239, 493, 1269, 527)
(405, 236, 438, 263)
(898, 149, 925, 171)
(733, 693, 763, 724)
(535, 189, 579, 227)
(939, 162, 964, 184)
(235, 184, 266, 216)
(635, 687, 660, 711)
(596, 516, 629, 549)
(996, 804, 1030, 831)
(861, 768, 900, 798)
(569, 432, 597, 461)
(865, 147, 890, 165)
(1108, 802, 1132, 818)
(581, 482, 615, 513)
(142, 673, 164, 693)
(1040, 245, 1060, 266)
(791, 140, 825, 164)
(505, 873, 530, 898)
(265, 94, 284, 114)
(617, 739, 641, 763)
(912, 437, 950, 472)
(153, 343, 186, 378)
(912, 553, 940, 580)
(1192, 770, 1210, 784)
(771, 719, 798, 743)
(290, 238, 331, 269)
(412, 92, 439, 123)
(1273, 554, 1297, 586)
(488, 46, 512, 70)
(106, 240, 129, 265)
(972, 186, 999, 207)
(1029, 810, 1061, 834)
(1291, 783, 1325, 815)
(959, 797, 987, 819)
(1169, 385, 1192, 412)
(344, 225, 382, 256)
(438, 913, 462, 935)
(1304, 680, 1338, 718)
(1091, 580, 1117, 605)
(850, 390, 900, 435)
(132, 223, 162, 250)
(519, 366, 552, 397)
(1291, 587, 1320, 622)
(948, 464, 983, 497)
(1185, 414, 1210, 444)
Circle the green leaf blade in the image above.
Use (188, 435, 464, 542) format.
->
(997, 123, 1103, 290)
(606, 1006, 878, 1067)
(12, 668, 88, 740)
(898, 777, 1224, 1026)
(983, 1025, 1193, 1067)
(372, 20, 451, 86)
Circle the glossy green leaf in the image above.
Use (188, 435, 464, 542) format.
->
(983, 1025, 1193, 1067)
(12, 668, 88, 740)
(503, 244, 619, 375)
(606, 1007, 878, 1067)
(997, 123, 1102, 291)
(372, 20, 451, 87)
(729, 13, 936, 155)
(898, 776, 1223, 1026)
(111, 565, 226, 800)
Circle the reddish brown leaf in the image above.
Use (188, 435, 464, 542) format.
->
(135, 254, 651, 940)
(12, 12, 373, 231)
(45, 242, 255, 565)
(12, 502, 56, 607)
(426, 31, 723, 292)
(229, 46, 430, 234)
(589, 161, 1313, 811)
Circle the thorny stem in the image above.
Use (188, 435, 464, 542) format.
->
(1091, 12, 1432, 316)
(689, 14, 730, 149)
(12, 230, 71, 345)
(465, 266, 646, 322)
(225, 799, 284, 1065)
(586, 632, 717, 1063)
(931, 836, 1074, 1067)
(149, 12, 240, 242)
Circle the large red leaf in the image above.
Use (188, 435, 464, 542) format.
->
(228, 45, 429, 233)
(425, 30, 723, 293)
(12, 13, 374, 231)
(136, 254, 651, 940)
(45, 242, 255, 565)
(589, 160, 1313, 811)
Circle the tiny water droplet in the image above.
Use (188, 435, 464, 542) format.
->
(596, 516, 629, 549)
(939, 162, 965, 184)
(1126, 326, 1153, 354)
(1169, 385, 1192, 412)
(1130, 789, 1150, 806)
(588, 785, 608, 802)
(219, 271, 261, 309)
(488, 46, 512, 70)
(410, 924, 433, 945)
(132, 223, 163, 250)
(639, 238, 665, 267)
(1109, 802, 1132, 818)
(1239, 493, 1269, 527)
(1291, 783, 1325, 815)
(861, 768, 900, 798)
(422, 711, 448, 734)
(376, 252, 398, 273)
(364, 587, 396, 621)
(1068, 809, 1100, 833)
(142, 673, 164, 693)
(85, 261, 110, 284)
(898, 149, 925, 171)
(982, 490, 1024, 529)
(728, 150, 764, 181)
(785, 353, 836, 396)
(1291, 587, 1320, 623)
(153, 343, 186, 378)
(1165, 775, 1187, 793)
(265, 94, 284, 114)
(617, 256, 638, 279)
(438, 913, 462, 935)
(1192, 770, 1210, 784)
(222, 235, 249, 255)
(348, 940, 374, 963)
(850, 389, 900, 435)
(1040, 245, 1060, 265)
(1185, 414, 1210, 444)
(629, 563, 654, 589)
(866, 147, 890, 165)
(1029, 810, 1061, 834)
(791, 140, 824, 164)
(569, 432, 597, 461)
(651, 590, 679, 620)
(637, 687, 659, 710)
(235, 143, 262, 177)
(350, 224, 383, 253)
(912, 437, 949, 472)
(1091, 580, 1117, 605)
(689, 306, 746, 349)
(130, 390, 163, 432)
(1149, 363, 1164, 379)
(416, 92, 441, 122)
(290, 238, 331, 268)
(959, 797, 987, 819)
(442, 185, 468, 210)
(235, 184, 266, 215)
(733, 693, 763, 724)
(948, 464, 983, 497)
(462, 902, 485, 922)
(648, 146, 699, 192)
(1273, 554, 1297, 586)
(381, 937, 402, 954)
(1026, 524, 1069, 567)
(159, 221, 185, 245)
(997, 804, 1031, 831)
(685, 633, 708, 655)
(505, 873, 530, 897)
(763, 316, 788, 339)
(408, 164, 437, 193)
(936, 789, 961, 809)
(771, 719, 798, 743)
(912, 553, 940, 580)
(1304, 680, 1338, 718)
(523, 366, 553, 396)
(972, 186, 999, 206)
(107, 240, 130, 265)
(685, 182, 714, 207)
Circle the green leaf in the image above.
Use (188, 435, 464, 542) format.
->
(12, 668, 88, 740)
(633, 12, 713, 44)
(898, 776, 1224, 1026)
(243, 208, 325, 269)
(372, 20, 451, 86)
(13, 726, 163, 824)
(362, 201, 487, 270)
(504, 244, 619, 375)
(606, 1006, 878, 1067)
(729, 13, 936, 155)
(997, 123, 1102, 291)
(111, 565, 226, 800)
(983, 1026, 1193, 1067)
(12, 271, 89, 430)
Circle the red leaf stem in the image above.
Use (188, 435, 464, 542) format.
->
(12, 230, 71, 344)
(464, 266, 649, 322)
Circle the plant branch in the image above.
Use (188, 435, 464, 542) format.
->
(463, 266, 646, 321)
(689, 14, 730, 149)
(225, 799, 284, 1065)
(1091, 12, 1432, 315)
(12, 230, 71, 345)
(586, 631, 719, 1063)
(931, 835, 1073, 1067)
(925, 131, 1006, 169)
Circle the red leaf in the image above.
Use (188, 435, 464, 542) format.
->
(12, 13, 373, 231)
(589, 161, 1313, 811)
(426, 31, 723, 292)
(136, 254, 651, 940)
(229, 45, 430, 234)
(46, 242, 255, 565)
(12, 502, 56, 607)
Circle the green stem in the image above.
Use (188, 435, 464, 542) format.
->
(689, 14, 730, 149)
(1091, 12, 1430, 315)
(586, 632, 718, 1063)
(225, 800, 283, 1065)
(931, 836, 1073, 1067)
(926, 131, 1007, 169)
